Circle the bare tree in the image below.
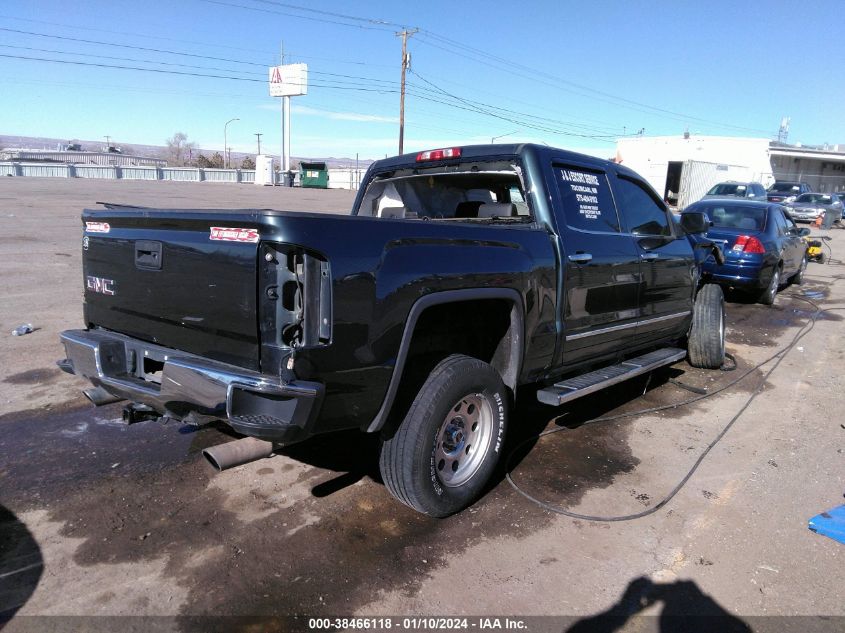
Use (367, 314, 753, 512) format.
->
(241, 156, 256, 170)
(165, 132, 197, 166)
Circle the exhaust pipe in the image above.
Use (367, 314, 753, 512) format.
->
(202, 437, 274, 471)
(83, 386, 124, 406)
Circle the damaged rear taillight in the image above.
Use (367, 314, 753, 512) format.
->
(260, 245, 331, 354)
(732, 235, 765, 254)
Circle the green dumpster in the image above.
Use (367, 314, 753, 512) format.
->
(299, 161, 329, 189)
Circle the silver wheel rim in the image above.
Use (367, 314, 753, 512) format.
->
(769, 269, 780, 301)
(799, 257, 807, 281)
(435, 393, 495, 488)
(718, 303, 726, 357)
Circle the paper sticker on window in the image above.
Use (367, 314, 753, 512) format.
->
(556, 167, 619, 232)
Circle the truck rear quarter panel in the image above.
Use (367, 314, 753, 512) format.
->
(265, 213, 557, 433)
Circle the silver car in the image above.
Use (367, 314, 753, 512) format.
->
(784, 193, 844, 223)
(702, 181, 768, 201)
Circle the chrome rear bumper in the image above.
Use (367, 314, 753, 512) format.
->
(59, 329, 323, 443)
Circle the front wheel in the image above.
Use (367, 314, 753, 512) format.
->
(379, 354, 507, 517)
(687, 283, 725, 369)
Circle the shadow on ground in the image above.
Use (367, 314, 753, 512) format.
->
(567, 576, 751, 633)
(0, 504, 43, 622)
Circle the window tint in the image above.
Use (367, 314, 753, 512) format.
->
(614, 176, 672, 236)
(553, 164, 619, 232)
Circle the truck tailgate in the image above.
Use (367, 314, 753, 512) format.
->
(81, 209, 261, 370)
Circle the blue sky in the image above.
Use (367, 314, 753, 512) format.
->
(1, 0, 842, 160)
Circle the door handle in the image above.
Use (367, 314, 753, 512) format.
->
(568, 253, 592, 263)
(640, 252, 659, 261)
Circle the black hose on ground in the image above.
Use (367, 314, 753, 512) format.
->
(505, 289, 842, 522)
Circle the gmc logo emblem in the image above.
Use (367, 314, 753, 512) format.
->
(86, 275, 115, 296)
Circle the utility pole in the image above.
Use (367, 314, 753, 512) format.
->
(396, 28, 418, 155)
(255, 133, 263, 155)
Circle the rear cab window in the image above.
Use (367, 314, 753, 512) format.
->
(355, 160, 532, 224)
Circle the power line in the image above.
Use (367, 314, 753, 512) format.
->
(0, 43, 268, 76)
(2, 10, 776, 139)
(198, 0, 395, 32)
(0, 27, 266, 66)
(0, 31, 398, 85)
(0, 22, 628, 138)
(414, 32, 775, 136)
(247, 0, 403, 28)
(0, 53, 401, 93)
(0, 49, 619, 142)
(160, 0, 774, 137)
(0, 13, 394, 67)
(406, 78, 620, 136)
(0, 14, 277, 56)
(409, 71, 622, 141)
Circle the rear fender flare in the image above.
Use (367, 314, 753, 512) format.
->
(366, 288, 524, 433)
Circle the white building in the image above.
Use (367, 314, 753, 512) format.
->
(616, 135, 774, 205)
(615, 135, 845, 207)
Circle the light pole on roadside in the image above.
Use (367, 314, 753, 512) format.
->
(224, 118, 239, 168)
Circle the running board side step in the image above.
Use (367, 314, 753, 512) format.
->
(536, 347, 687, 406)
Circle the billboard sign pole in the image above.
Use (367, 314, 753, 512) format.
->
(269, 62, 307, 186)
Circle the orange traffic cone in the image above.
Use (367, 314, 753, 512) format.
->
(813, 215, 823, 228)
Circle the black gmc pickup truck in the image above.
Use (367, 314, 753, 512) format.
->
(59, 143, 725, 517)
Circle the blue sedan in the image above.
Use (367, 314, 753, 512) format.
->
(683, 200, 809, 305)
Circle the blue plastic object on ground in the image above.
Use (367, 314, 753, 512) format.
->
(808, 504, 845, 545)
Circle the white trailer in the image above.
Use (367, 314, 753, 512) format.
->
(671, 160, 756, 210)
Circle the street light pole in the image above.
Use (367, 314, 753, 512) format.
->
(224, 118, 239, 168)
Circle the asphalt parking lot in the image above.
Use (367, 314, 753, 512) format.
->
(1, 178, 844, 631)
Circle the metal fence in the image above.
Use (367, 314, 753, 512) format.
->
(0, 162, 363, 189)
(121, 166, 158, 180)
(1, 162, 257, 184)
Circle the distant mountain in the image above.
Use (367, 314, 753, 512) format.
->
(0, 134, 374, 169)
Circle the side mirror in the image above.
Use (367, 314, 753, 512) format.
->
(680, 211, 711, 235)
(798, 227, 811, 237)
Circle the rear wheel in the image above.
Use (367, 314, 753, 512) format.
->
(788, 255, 807, 285)
(687, 283, 725, 369)
(759, 266, 781, 305)
(379, 354, 507, 517)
